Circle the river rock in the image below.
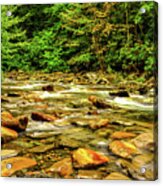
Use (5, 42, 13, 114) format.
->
(104, 172, 130, 180)
(88, 96, 112, 109)
(1, 149, 19, 160)
(42, 84, 54, 91)
(111, 131, 136, 139)
(77, 170, 103, 179)
(132, 153, 153, 168)
(1, 126, 18, 144)
(31, 112, 57, 122)
(46, 157, 73, 177)
(72, 148, 109, 168)
(1, 96, 10, 102)
(58, 136, 82, 148)
(1, 111, 28, 132)
(109, 90, 129, 97)
(109, 140, 140, 159)
(89, 119, 109, 129)
(132, 133, 154, 150)
(1, 157, 37, 177)
(28, 143, 54, 153)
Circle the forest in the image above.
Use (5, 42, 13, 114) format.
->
(1, 2, 158, 180)
(2, 1, 157, 77)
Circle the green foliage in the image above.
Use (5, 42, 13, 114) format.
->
(1, 2, 157, 76)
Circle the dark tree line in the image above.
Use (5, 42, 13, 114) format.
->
(1, 2, 157, 76)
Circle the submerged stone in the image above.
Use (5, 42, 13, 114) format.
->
(77, 170, 103, 179)
(104, 172, 130, 180)
(47, 157, 73, 177)
(109, 140, 140, 159)
(1, 149, 19, 160)
(132, 132, 154, 150)
(58, 135, 82, 148)
(28, 143, 54, 153)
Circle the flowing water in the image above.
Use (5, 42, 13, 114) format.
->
(1, 76, 156, 180)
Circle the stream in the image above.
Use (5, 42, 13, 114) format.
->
(1, 73, 156, 180)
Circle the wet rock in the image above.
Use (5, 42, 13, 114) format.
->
(89, 138, 108, 149)
(72, 148, 109, 168)
(47, 157, 73, 177)
(1, 111, 28, 132)
(109, 140, 140, 159)
(116, 159, 141, 180)
(109, 90, 129, 97)
(111, 119, 136, 126)
(116, 158, 154, 180)
(1, 157, 37, 177)
(1, 149, 19, 160)
(104, 172, 130, 180)
(95, 128, 114, 138)
(88, 96, 113, 109)
(1, 126, 18, 144)
(77, 170, 103, 179)
(58, 136, 82, 149)
(111, 131, 136, 139)
(7, 92, 21, 97)
(11, 140, 35, 148)
(26, 131, 61, 139)
(42, 85, 54, 91)
(132, 133, 154, 150)
(1, 111, 13, 119)
(16, 115, 29, 131)
(62, 127, 95, 142)
(31, 112, 57, 122)
(132, 154, 153, 168)
(28, 143, 54, 153)
(89, 119, 109, 130)
(24, 93, 43, 102)
(1, 96, 10, 102)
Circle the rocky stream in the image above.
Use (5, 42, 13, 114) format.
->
(1, 71, 157, 180)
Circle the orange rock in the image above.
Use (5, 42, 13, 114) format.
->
(31, 112, 57, 122)
(1, 157, 37, 177)
(111, 131, 136, 139)
(1, 111, 28, 132)
(1, 111, 13, 119)
(88, 96, 109, 109)
(47, 158, 73, 177)
(34, 104, 48, 109)
(1, 126, 18, 144)
(90, 119, 109, 129)
(109, 140, 140, 159)
(72, 148, 109, 168)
